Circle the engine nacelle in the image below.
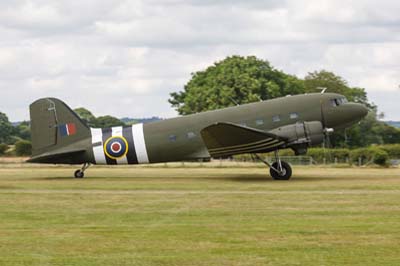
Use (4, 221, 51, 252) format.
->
(270, 121, 325, 149)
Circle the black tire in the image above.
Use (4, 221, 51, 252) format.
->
(74, 170, 84, 178)
(270, 161, 292, 180)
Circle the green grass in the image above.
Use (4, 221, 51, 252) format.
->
(0, 166, 399, 265)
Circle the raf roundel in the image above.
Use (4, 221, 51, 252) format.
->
(104, 136, 129, 160)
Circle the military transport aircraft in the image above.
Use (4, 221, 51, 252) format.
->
(28, 93, 368, 180)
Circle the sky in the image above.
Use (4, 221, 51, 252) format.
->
(0, 0, 399, 121)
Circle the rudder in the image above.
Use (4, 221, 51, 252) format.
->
(30, 98, 91, 158)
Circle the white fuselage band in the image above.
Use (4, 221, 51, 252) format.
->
(132, 123, 149, 164)
(90, 128, 106, 165)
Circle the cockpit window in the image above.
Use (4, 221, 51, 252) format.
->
(330, 97, 348, 107)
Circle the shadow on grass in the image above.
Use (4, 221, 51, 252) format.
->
(200, 175, 376, 182)
(34, 173, 374, 182)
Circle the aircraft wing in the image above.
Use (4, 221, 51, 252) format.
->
(200, 122, 287, 157)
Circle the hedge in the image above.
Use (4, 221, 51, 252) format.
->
(379, 144, 400, 158)
(0, 144, 8, 156)
(15, 140, 32, 156)
(349, 147, 389, 166)
(232, 144, 399, 166)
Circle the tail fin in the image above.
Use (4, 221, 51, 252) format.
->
(29, 98, 91, 159)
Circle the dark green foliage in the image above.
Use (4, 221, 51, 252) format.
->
(93, 116, 125, 128)
(14, 121, 31, 141)
(350, 147, 389, 166)
(121, 117, 162, 125)
(380, 144, 400, 158)
(74, 108, 97, 127)
(169, 55, 305, 115)
(330, 111, 400, 148)
(303, 70, 386, 148)
(308, 148, 351, 163)
(373, 149, 390, 166)
(168, 55, 398, 148)
(0, 144, 8, 156)
(15, 140, 32, 156)
(0, 112, 14, 144)
(74, 108, 126, 128)
(304, 70, 371, 108)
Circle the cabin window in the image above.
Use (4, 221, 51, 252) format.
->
(289, 112, 299, 119)
(255, 119, 264, 126)
(272, 115, 281, 122)
(187, 132, 196, 139)
(330, 99, 338, 107)
(169, 135, 177, 142)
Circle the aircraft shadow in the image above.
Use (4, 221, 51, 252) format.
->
(35, 174, 376, 182)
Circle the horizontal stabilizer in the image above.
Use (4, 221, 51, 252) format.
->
(200, 122, 287, 157)
(27, 148, 87, 164)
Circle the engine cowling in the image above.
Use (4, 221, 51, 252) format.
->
(270, 121, 325, 149)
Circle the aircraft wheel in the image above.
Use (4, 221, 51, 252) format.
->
(74, 170, 84, 178)
(270, 161, 292, 180)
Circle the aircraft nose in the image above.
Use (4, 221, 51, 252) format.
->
(352, 103, 369, 119)
(325, 102, 369, 129)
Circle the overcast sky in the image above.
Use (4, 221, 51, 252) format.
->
(1, 0, 399, 121)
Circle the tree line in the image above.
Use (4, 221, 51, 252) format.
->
(0, 55, 399, 156)
(169, 55, 400, 148)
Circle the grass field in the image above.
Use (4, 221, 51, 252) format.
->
(0, 165, 399, 266)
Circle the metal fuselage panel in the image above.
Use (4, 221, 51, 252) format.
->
(91, 93, 331, 165)
(143, 94, 324, 163)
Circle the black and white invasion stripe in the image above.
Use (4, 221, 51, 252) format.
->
(90, 123, 149, 165)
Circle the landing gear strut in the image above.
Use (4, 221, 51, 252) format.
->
(252, 150, 292, 180)
(74, 163, 91, 178)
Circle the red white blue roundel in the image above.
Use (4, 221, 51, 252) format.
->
(104, 136, 129, 160)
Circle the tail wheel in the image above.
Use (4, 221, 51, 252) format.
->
(270, 161, 292, 180)
(74, 170, 84, 178)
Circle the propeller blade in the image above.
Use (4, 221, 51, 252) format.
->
(320, 100, 326, 129)
(320, 99, 333, 163)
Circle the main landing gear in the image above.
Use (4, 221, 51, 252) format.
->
(74, 163, 91, 178)
(252, 150, 292, 180)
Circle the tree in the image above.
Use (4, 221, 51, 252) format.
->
(93, 116, 125, 128)
(169, 55, 305, 115)
(0, 112, 14, 144)
(14, 121, 31, 141)
(329, 108, 400, 148)
(74, 108, 97, 127)
(304, 70, 372, 108)
(74, 108, 126, 128)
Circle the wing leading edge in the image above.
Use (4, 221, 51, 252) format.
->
(200, 122, 287, 158)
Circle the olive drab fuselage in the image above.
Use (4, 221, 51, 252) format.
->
(28, 93, 368, 165)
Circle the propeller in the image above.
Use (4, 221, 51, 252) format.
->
(320, 100, 334, 163)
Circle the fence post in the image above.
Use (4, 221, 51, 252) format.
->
(358, 157, 362, 166)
